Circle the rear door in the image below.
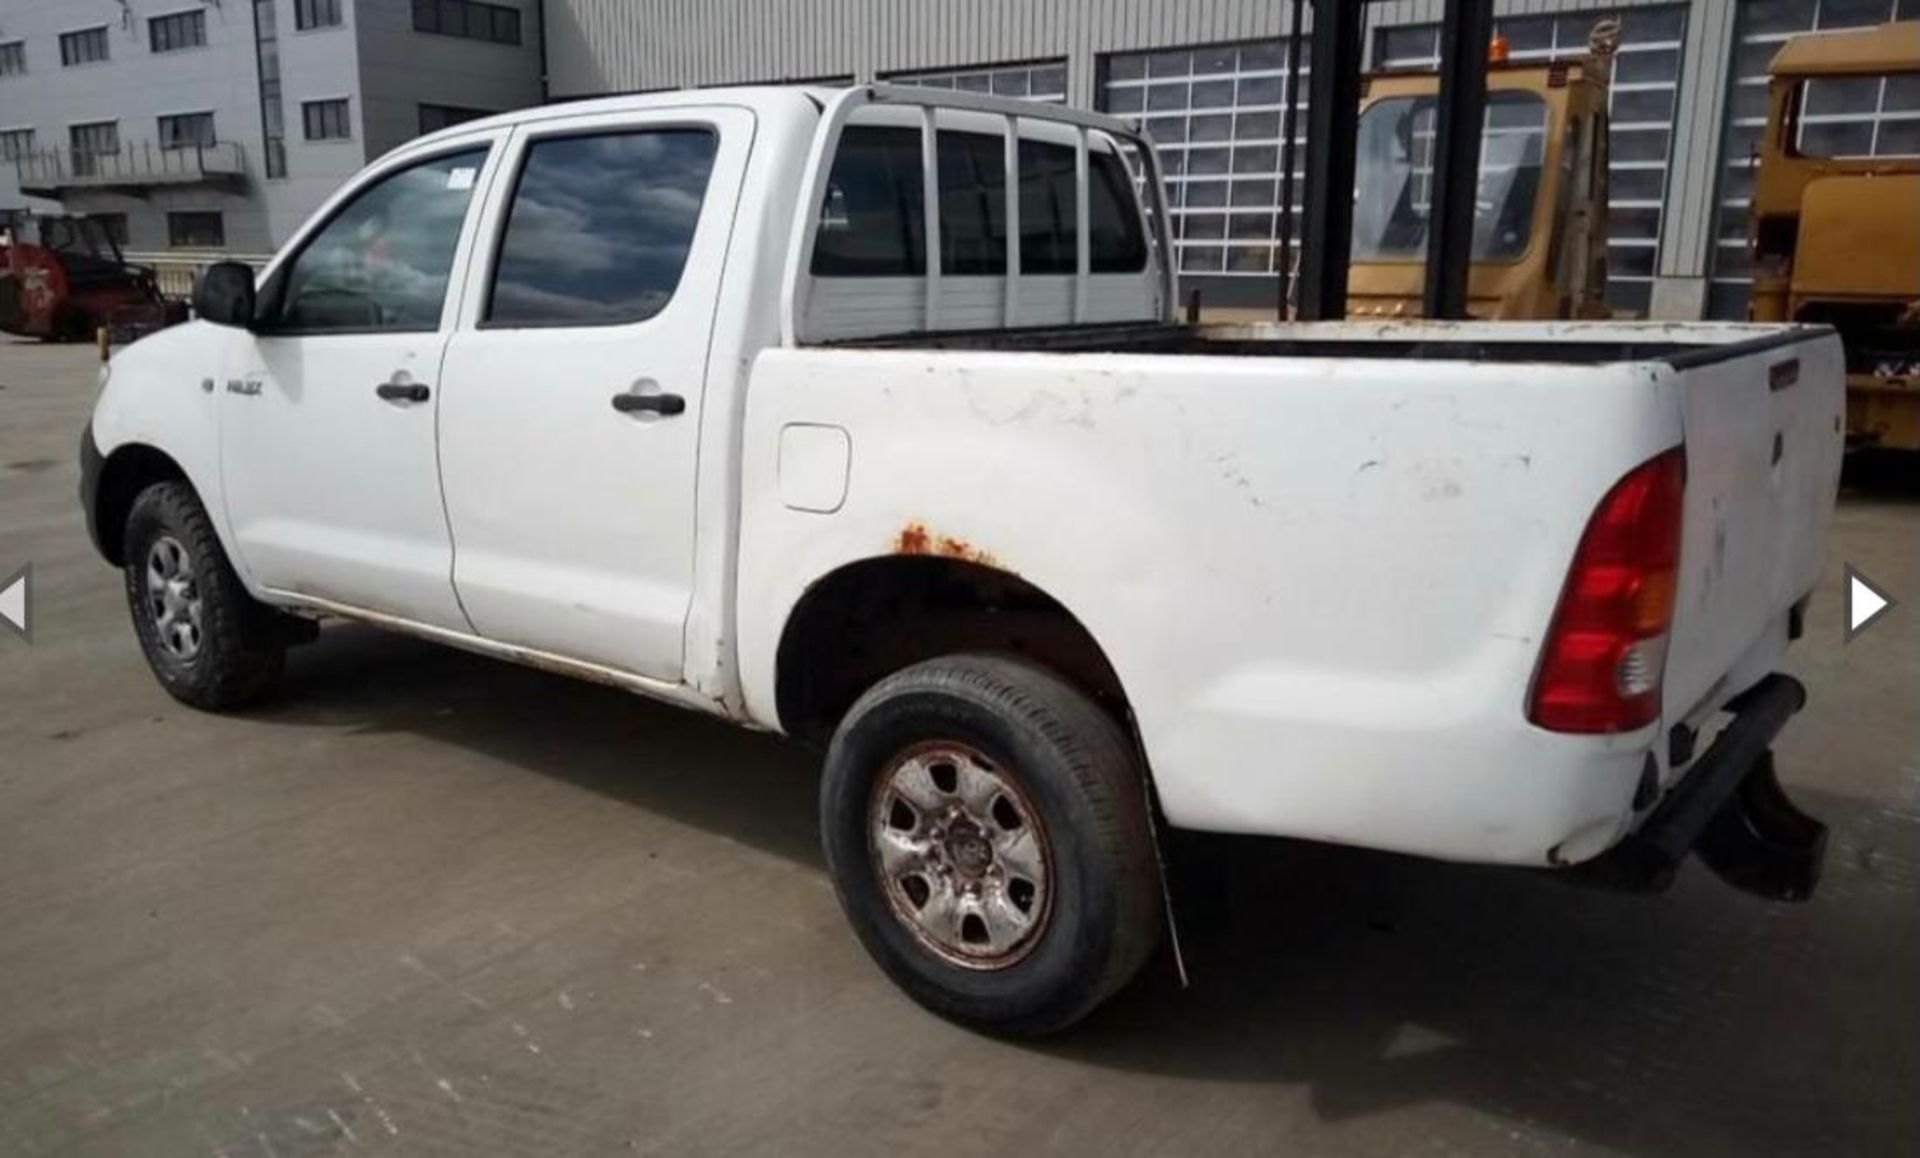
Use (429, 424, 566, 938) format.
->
(435, 107, 753, 682)
(1662, 331, 1846, 717)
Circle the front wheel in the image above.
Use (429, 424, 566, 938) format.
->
(820, 654, 1163, 1035)
(122, 481, 286, 709)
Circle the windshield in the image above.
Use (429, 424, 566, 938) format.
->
(39, 217, 120, 262)
(1351, 90, 1550, 262)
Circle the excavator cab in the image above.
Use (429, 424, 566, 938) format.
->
(1345, 23, 1618, 319)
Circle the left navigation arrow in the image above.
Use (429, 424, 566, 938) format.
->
(1, 564, 30, 642)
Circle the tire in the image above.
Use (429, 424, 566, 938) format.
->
(820, 653, 1163, 1035)
(122, 480, 286, 710)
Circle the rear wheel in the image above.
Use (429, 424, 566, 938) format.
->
(820, 654, 1162, 1035)
(123, 481, 286, 709)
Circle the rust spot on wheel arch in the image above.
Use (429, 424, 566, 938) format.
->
(893, 522, 1007, 570)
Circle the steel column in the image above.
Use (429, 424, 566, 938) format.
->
(1295, 0, 1365, 321)
(1421, 0, 1494, 319)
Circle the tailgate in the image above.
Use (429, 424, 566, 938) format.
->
(1663, 329, 1845, 720)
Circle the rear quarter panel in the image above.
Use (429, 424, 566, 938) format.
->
(737, 345, 1686, 863)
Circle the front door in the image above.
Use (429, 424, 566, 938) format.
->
(435, 108, 752, 682)
(219, 140, 502, 628)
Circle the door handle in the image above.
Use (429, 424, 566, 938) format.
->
(611, 391, 685, 416)
(375, 381, 431, 403)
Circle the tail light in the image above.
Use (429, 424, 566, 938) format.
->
(1528, 448, 1686, 733)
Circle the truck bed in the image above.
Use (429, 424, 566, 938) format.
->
(744, 317, 1845, 864)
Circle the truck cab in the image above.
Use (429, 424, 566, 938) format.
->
(1749, 21, 1920, 456)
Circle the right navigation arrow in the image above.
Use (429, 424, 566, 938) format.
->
(1846, 564, 1896, 643)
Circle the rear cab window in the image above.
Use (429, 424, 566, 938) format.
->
(812, 124, 1147, 277)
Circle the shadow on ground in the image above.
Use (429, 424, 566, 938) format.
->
(248, 622, 1915, 1158)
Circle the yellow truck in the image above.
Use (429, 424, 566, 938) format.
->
(1749, 22, 1920, 457)
(1346, 29, 1618, 320)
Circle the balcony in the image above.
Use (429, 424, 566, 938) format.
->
(13, 141, 249, 198)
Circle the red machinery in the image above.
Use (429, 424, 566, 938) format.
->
(0, 214, 186, 342)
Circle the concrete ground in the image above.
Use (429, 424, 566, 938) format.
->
(1, 336, 1916, 1158)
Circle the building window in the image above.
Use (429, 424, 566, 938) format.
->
(418, 103, 494, 135)
(1100, 38, 1312, 278)
(295, 0, 345, 30)
(150, 10, 208, 54)
(0, 128, 33, 162)
(59, 27, 111, 67)
(412, 0, 523, 46)
(886, 60, 1068, 104)
(253, 0, 288, 178)
(158, 112, 218, 150)
(92, 213, 130, 247)
(168, 211, 225, 248)
(1707, 0, 1920, 320)
(0, 40, 26, 76)
(302, 99, 351, 141)
(69, 121, 119, 177)
(1368, 6, 1687, 317)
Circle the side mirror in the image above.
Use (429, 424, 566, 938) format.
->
(192, 262, 258, 329)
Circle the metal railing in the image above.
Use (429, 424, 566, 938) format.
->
(125, 251, 273, 300)
(13, 141, 249, 195)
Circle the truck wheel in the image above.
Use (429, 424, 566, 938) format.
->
(820, 654, 1163, 1035)
(122, 481, 285, 710)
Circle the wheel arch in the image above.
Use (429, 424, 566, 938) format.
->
(773, 554, 1136, 748)
(90, 442, 192, 566)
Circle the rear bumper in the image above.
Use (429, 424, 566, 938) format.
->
(1573, 674, 1826, 900)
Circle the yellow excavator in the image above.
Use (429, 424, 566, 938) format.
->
(1748, 21, 1920, 462)
(1344, 23, 1620, 319)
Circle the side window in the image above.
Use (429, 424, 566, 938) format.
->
(814, 126, 1147, 278)
(1016, 139, 1078, 274)
(812, 126, 926, 276)
(937, 130, 1008, 275)
(486, 128, 718, 326)
(1088, 150, 1147, 272)
(266, 148, 487, 334)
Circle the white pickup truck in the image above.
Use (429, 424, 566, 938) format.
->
(82, 86, 1842, 1034)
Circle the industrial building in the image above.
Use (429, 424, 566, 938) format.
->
(5, 1, 1917, 318)
(0, 0, 540, 254)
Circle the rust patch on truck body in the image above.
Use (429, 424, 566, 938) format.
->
(893, 521, 1007, 570)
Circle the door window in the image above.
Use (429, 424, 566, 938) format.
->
(263, 147, 488, 334)
(484, 128, 718, 327)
